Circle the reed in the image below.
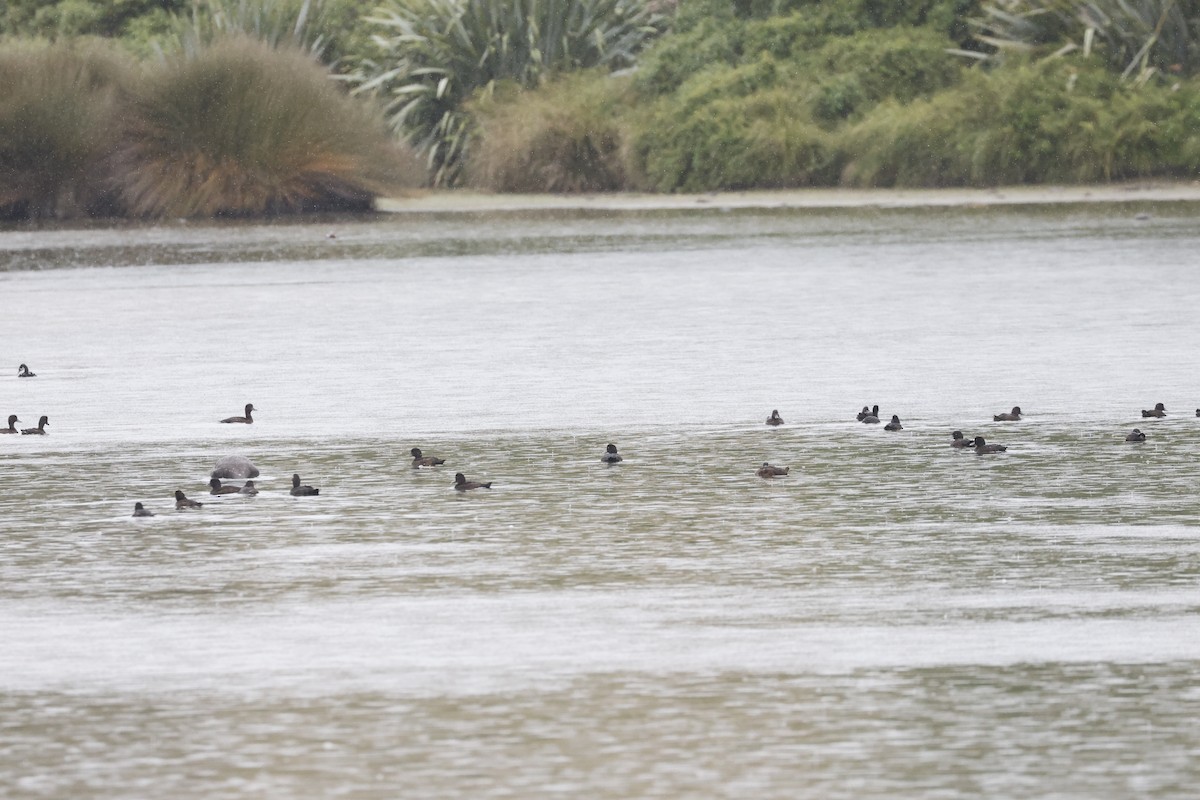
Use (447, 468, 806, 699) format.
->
(0, 39, 129, 220)
(113, 36, 421, 218)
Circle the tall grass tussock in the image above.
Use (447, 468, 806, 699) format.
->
(467, 72, 632, 192)
(0, 40, 130, 220)
(114, 37, 419, 217)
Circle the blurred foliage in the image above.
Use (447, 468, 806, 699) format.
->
(967, 0, 1200, 79)
(468, 71, 632, 191)
(115, 35, 421, 216)
(346, 0, 664, 186)
(0, 40, 131, 219)
(842, 58, 1200, 184)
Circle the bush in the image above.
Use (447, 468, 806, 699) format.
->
(467, 72, 632, 192)
(629, 84, 837, 191)
(0, 39, 130, 219)
(841, 59, 1200, 185)
(113, 36, 421, 217)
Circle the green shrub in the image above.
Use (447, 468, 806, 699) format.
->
(1, 0, 187, 39)
(0, 39, 129, 219)
(349, 0, 664, 187)
(467, 72, 632, 192)
(113, 36, 421, 217)
(842, 59, 1200, 185)
(630, 86, 837, 191)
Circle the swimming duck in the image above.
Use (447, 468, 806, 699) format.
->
(1196, 409, 1199, 418)
(766, 410, 784, 426)
(884, 414, 903, 431)
(0, 414, 19, 433)
(132, 502, 154, 517)
(211, 455, 260, 480)
(1141, 403, 1166, 418)
(856, 406, 871, 421)
(220, 403, 256, 424)
(290, 474, 319, 496)
(973, 436, 1007, 453)
(454, 472, 492, 491)
(1125, 429, 1146, 442)
(175, 490, 202, 509)
(951, 430, 974, 448)
(239, 481, 259, 495)
(20, 415, 48, 435)
(208, 478, 241, 495)
(601, 443, 623, 464)
(860, 405, 880, 424)
(993, 406, 1022, 421)
(756, 462, 790, 478)
(17, 364, 35, 378)
(410, 447, 446, 468)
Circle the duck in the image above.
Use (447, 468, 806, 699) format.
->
(756, 462, 790, 478)
(1196, 409, 1199, 418)
(175, 490, 202, 509)
(860, 405, 880, 424)
(1141, 403, 1166, 418)
(766, 410, 784, 426)
(208, 478, 241, 495)
(20, 415, 48, 435)
(211, 455, 260, 480)
(855, 406, 871, 421)
(884, 414, 903, 431)
(410, 447, 446, 468)
(1125, 429, 1146, 442)
(239, 481, 259, 495)
(220, 403, 256, 424)
(17, 364, 35, 378)
(993, 406, 1022, 421)
(0, 414, 19, 433)
(601, 443, 623, 464)
(973, 436, 1007, 454)
(132, 502, 154, 517)
(951, 430, 974, 448)
(290, 474, 319, 496)
(454, 472, 492, 491)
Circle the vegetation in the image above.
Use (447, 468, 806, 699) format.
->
(842, 59, 1200, 185)
(347, 0, 665, 186)
(468, 71, 632, 192)
(4, 0, 1200, 210)
(968, 0, 1200, 80)
(115, 36, 420, 217)
(0, 40, 131, 219)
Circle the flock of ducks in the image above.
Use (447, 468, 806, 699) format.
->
(751, 401, 1189, 477)
(9, 363, 1197, 510)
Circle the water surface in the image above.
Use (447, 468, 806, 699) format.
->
(2, 203, 1199, 798)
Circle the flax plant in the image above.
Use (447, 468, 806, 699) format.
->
(154, 0, 338, 62)
(965, 0, 1200, 79)
(349, 0, 663, 186)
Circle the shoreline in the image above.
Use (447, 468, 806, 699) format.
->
(377, 181, 1200, 214)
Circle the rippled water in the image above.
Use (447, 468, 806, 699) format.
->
(2, 202, 1200, 798)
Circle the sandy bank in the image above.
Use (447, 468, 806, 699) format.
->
(378, 181, 1200, 214)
